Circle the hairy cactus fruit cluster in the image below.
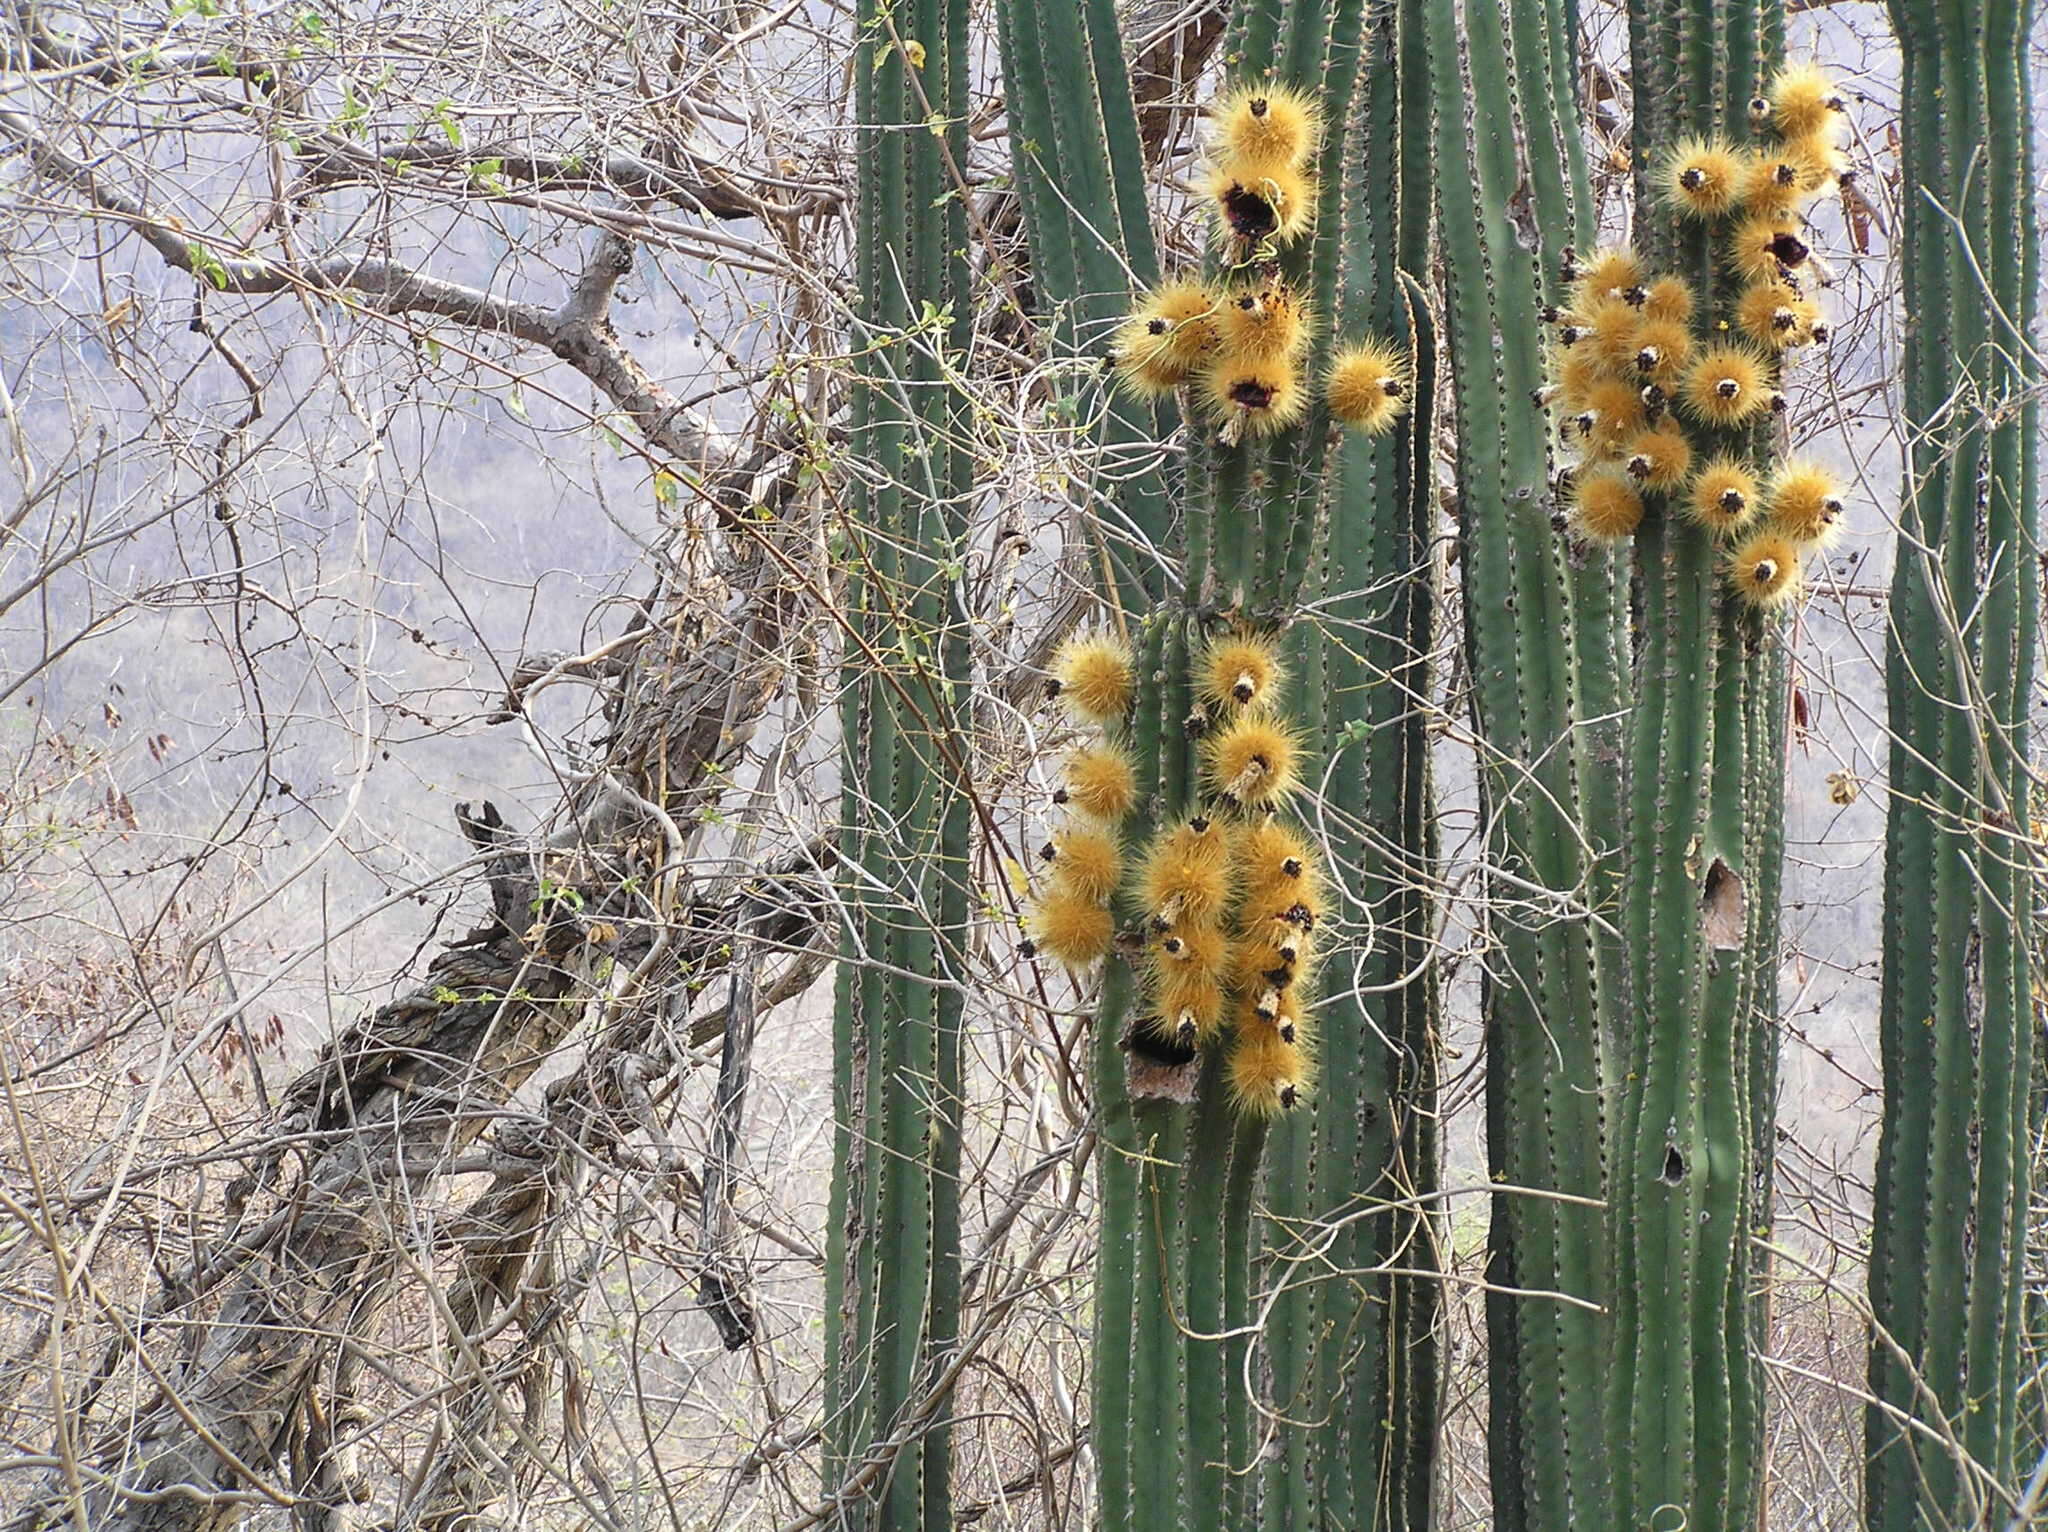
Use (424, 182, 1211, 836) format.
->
(1205, 82, 1321, 257)
(1144, 635, 1324, 1116)
(1224, 817, 1323, 1114)
(1023, 632, 1138, 968)
(1027, 630, 1327, 1118)
(1134, 815, 1234, 1052)
(1107, 80, 1411, 449)
(998, 1, 1440, 1518)
(1540, 67, 1854, 608)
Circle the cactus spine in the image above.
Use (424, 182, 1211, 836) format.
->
(824, 0, 972, 1519)
(1868, 0, 2041, 1521)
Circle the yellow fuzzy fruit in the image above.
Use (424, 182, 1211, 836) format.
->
(1208, 161, 1316, 251)
(1227, 1023, 1314, 1116)
(1681, 344, 1774, 428)
(1200, 634, 1286, 709)
(1741, 149, 1807, 215)
(1047, 631, 1135, 725)
(1572, 378, 1647, 456)
(1766, 461, 1846, 546)
(1570, 467, 1645, 543)
(1684, 455, 1762, 537)
(1110, 353, 1190, 399)
(1587, 298, 1645, 375)
(1623, 420, 1694, 490)
(1573, 245, 1645, 305)
(1630, 316, 1695, 390)
(1234, 978, 1310, 1039)
(1140, 816, 1234, 928)
(1217, 282, 1312, 361)
(1766, 64, 1847, 143)
(1022, 885, 1115, 969)
(1154, 918, 1229, 977)
(1039, 825, 1122, 902)
(1662, 136, 1745, 217)
(1726, 214, 1811, 283)
(1109, 281, 1218, 397)
(1326, 339, 1412, 434)
(1554, 345, 1604, 407)
(1056, 743, 1138, 823)
(1236, 819, 1322, 922)
(1783, 130, 1849, 193)
(1203, 711, 1302, 809)
(1211, 82, 1323, 173)
(1152, 957, 1229, 1047)
(1251, 990, 1309, 1047)
(1735, 280, 1819, 351)
(1202, 354, 1309, 443)
(1640, 274, 1697, 324)
(1236, 911, 1316, 996)
(1727, 531, 1803, 608)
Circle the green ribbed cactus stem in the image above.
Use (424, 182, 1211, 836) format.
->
(1600, 2, 1786, 1524)
(1424, 0, 1616, 1523)
(1253, 1, 1443, 1524)
(1507, 0, 1631, 1087)
(1868, 0, 2041, 1522)
(1093, 614, 1197, 1532)
(1743, 631, 1789, 1468)
(823, 0, 972, 1521)
(1000, 0, 1443, 1522)
(994, 5, 1205, 1526)
(991, 0, 1174, 595)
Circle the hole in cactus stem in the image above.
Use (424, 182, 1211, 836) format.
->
(1661, 1145, 1686, 1185)
(1123, 1021, 1201, 1100)
(1702, 858, 1744, 950)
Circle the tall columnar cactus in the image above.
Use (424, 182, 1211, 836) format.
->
(1253, 4, 1442, 1526)
(1255, 319, 1441, 1532)
(1868, 0, 2041, 1522)
(997, 1, 1442, 1526)
(1423, 0, 1619, 1523)
(824, 0, 973, 1520)
(1437, 0, 1818, 1523)
(991, 8, 1183, 1527)
(1603, 6, 1803, 1527)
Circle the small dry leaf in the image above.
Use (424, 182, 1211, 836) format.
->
(1827, 771, 1859, 806)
